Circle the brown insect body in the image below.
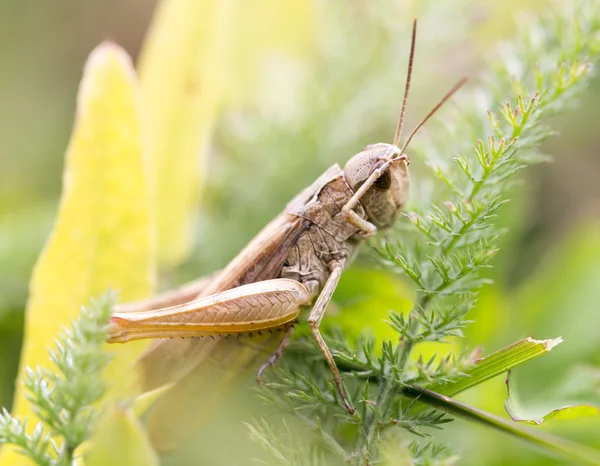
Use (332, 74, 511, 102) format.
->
(109, 143, 410, 449)
(113, 145, 407, 379)
(282, 167, 363, 300)
(107, 19, 465, 450)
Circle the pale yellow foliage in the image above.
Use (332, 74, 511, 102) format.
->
(139, 0, 315, 267)
(84, 406, 159, 466)
(0, 43, 156, 465)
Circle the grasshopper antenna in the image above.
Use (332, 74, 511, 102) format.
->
(344, 29, 467, 218)
(397, 76, 468, 157)
(393, 17, 417, 148)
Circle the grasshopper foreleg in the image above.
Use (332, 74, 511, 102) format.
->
(308, 261, 355, 414)
(341, 205, 377, 237)
(256, 324, 295, 383)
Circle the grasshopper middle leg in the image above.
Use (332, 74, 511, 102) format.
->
(256, 324, 295, 383)
(307, 261, 355, 414)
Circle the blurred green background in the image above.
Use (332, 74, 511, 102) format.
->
(1, 0, 599, 464)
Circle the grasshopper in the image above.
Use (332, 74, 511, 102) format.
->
(108, 19, 465, 446)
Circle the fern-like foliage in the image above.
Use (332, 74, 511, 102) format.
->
(252, 1, 600, 464)
(0, 295, 114, 466)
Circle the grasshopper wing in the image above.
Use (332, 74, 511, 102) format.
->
(113, 271, 220, 313)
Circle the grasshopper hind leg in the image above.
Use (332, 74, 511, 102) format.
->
(256, 324, 295, 383)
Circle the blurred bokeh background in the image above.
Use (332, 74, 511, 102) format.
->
(1, 0, 599, 464)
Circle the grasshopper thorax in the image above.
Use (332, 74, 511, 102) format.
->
(344, 143, 409, 228)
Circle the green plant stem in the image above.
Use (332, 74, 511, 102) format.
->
(360, 336, 415, 456)
(403, 385, 600, 466)
(359, 278, 439, 455)
(358, 287, 431, 459)
(296, 413, 347, 460)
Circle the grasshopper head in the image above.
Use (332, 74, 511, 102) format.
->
(340, 21, 466, 230)
(344, 18, 466, 231)
(344, 143, 409, 228)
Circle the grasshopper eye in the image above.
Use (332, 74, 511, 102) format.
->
(374, 170, 392, 190)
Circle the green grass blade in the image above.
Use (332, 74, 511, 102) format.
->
(423, 337, 563, 396)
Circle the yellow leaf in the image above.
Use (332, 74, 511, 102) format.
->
(138, 0, 315, 267)
(138, 0, 235, 267)
(226, 0, 316, 106)
(131, 383, 175, 418)
(0, 42, 156, 465)
(84, 406, 159, 466)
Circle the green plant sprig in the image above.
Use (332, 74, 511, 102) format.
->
(0, 295, 115, 466)
(252, 0, 600, 464)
